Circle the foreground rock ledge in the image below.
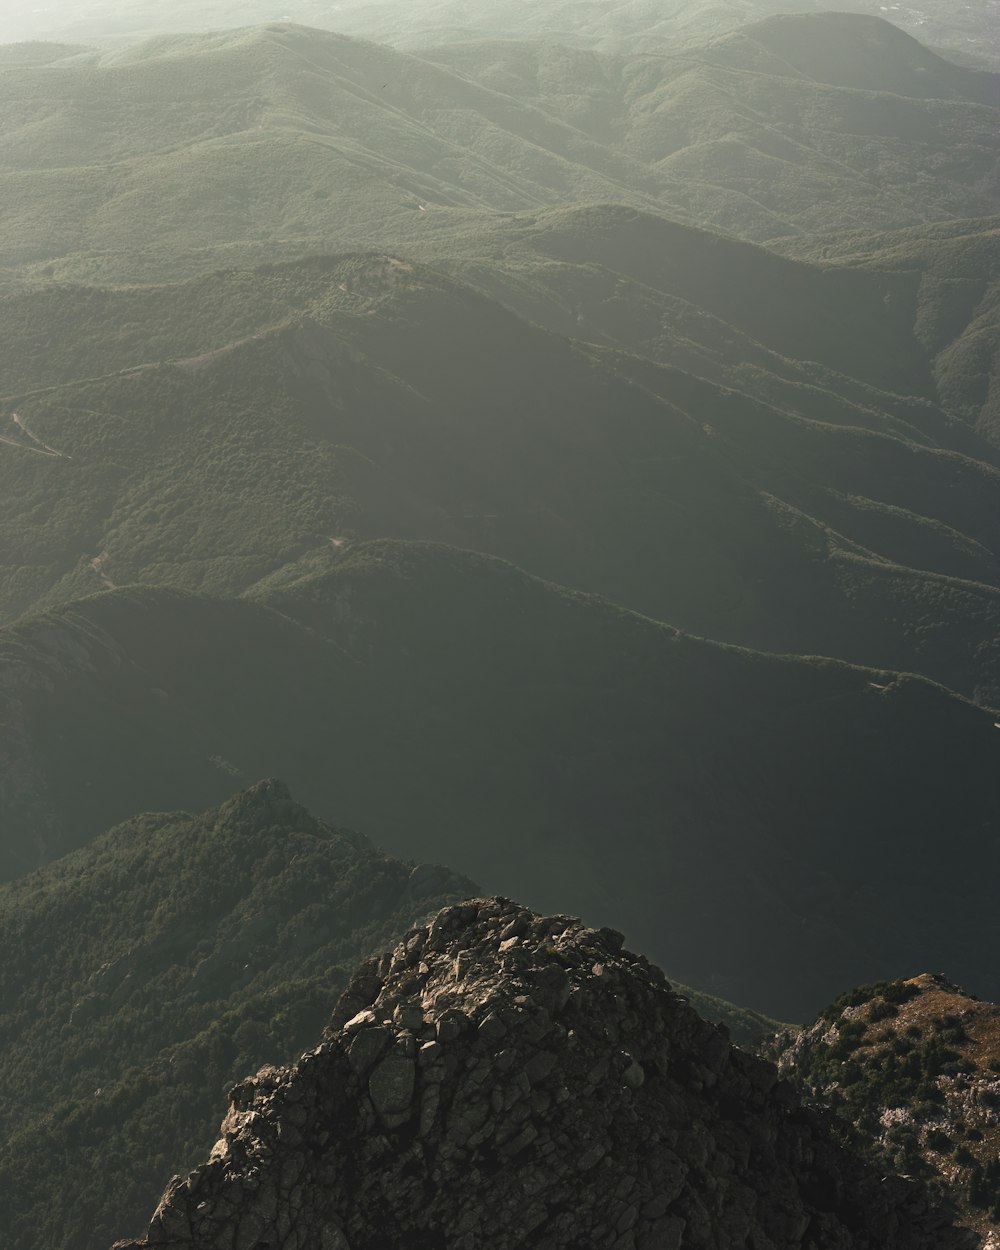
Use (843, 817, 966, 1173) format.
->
(112, 898, 974, 1250)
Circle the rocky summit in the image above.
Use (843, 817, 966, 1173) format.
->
(112, 899, 973, 1250)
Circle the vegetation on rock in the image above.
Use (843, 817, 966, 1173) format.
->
(774, 974, 1000, 1241)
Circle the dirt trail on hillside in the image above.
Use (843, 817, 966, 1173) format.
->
(1, 410, 71, 458)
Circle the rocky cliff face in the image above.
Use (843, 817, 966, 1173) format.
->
(113, 900, 976, 1250)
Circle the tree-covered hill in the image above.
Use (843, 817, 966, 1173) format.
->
(700, 11, 998, 103)
(0, 779, 784, 1250)
(0, 15, 996, 286)
(2, 249, 999, 703)
(0, 780, 479, 1250)
(423, 15, 1000, 240)
(0, 205, 943, 401)
(6, 204, 998, 455)
(2, 542, 999, 1019)
(777, 215, 1000, 446)
(6, 206, 998, 449)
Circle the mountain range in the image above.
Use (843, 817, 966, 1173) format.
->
(2, 13, 999, 1020)
(2, 7, 1000, 1246)
(2, 0, 997, 69)
(0, 16, 996, 289)
(3, 233, 1000, 704)
(4, 542, 999, 1021)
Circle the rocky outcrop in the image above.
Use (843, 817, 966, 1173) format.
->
(113, 899, 976, 1250)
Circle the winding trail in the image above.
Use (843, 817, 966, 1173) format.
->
(2, 410, 71, 458)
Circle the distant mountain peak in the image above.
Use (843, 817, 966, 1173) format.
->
(113, 898, 972, 1250)
(710, 9, 994, 100)
(218, 775, 294, 816)
(213, 778, 370, 848)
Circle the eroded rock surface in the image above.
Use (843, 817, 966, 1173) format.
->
(113, 899, 976, 1250)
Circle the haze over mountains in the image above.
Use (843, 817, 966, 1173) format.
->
(0, 15, 997, 290)
(1, 10, 999, 1001)
(4, 237, 1000, 701)
(2, 4, 1000, 1246)
(6, 540, 1000, 1020)
(2, 0, 997, 68)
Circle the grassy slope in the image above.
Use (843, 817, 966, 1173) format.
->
(2, 541, 999, 1020)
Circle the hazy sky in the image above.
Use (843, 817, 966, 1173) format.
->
(0, 1, 337, 45)
(0, 1, 995, 67)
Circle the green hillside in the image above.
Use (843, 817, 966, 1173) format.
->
(702, 12, 998, 102)
(5, 205, 997, 449)
(0, 781, 477, 1250)
(0, 16, 996, 288)
(0, 23, 679, 286)
(778, 215, 1000, 446)
(3, 248, 999, 704)
(424, 16, 1000, 239)
(3, 542, 999, 1019)
(0, 776, 783, 1250)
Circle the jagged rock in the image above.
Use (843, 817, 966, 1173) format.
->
(112, 899, 978, 1250)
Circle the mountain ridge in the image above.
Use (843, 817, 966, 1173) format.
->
(1, 14, 997, 288)
(0, 779, 480, 1250)
(3, 541, 999, 1018)
(3, 1, 996, 69)
(111, 895, 976, 1250)
(3, 247, 1000, 706)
